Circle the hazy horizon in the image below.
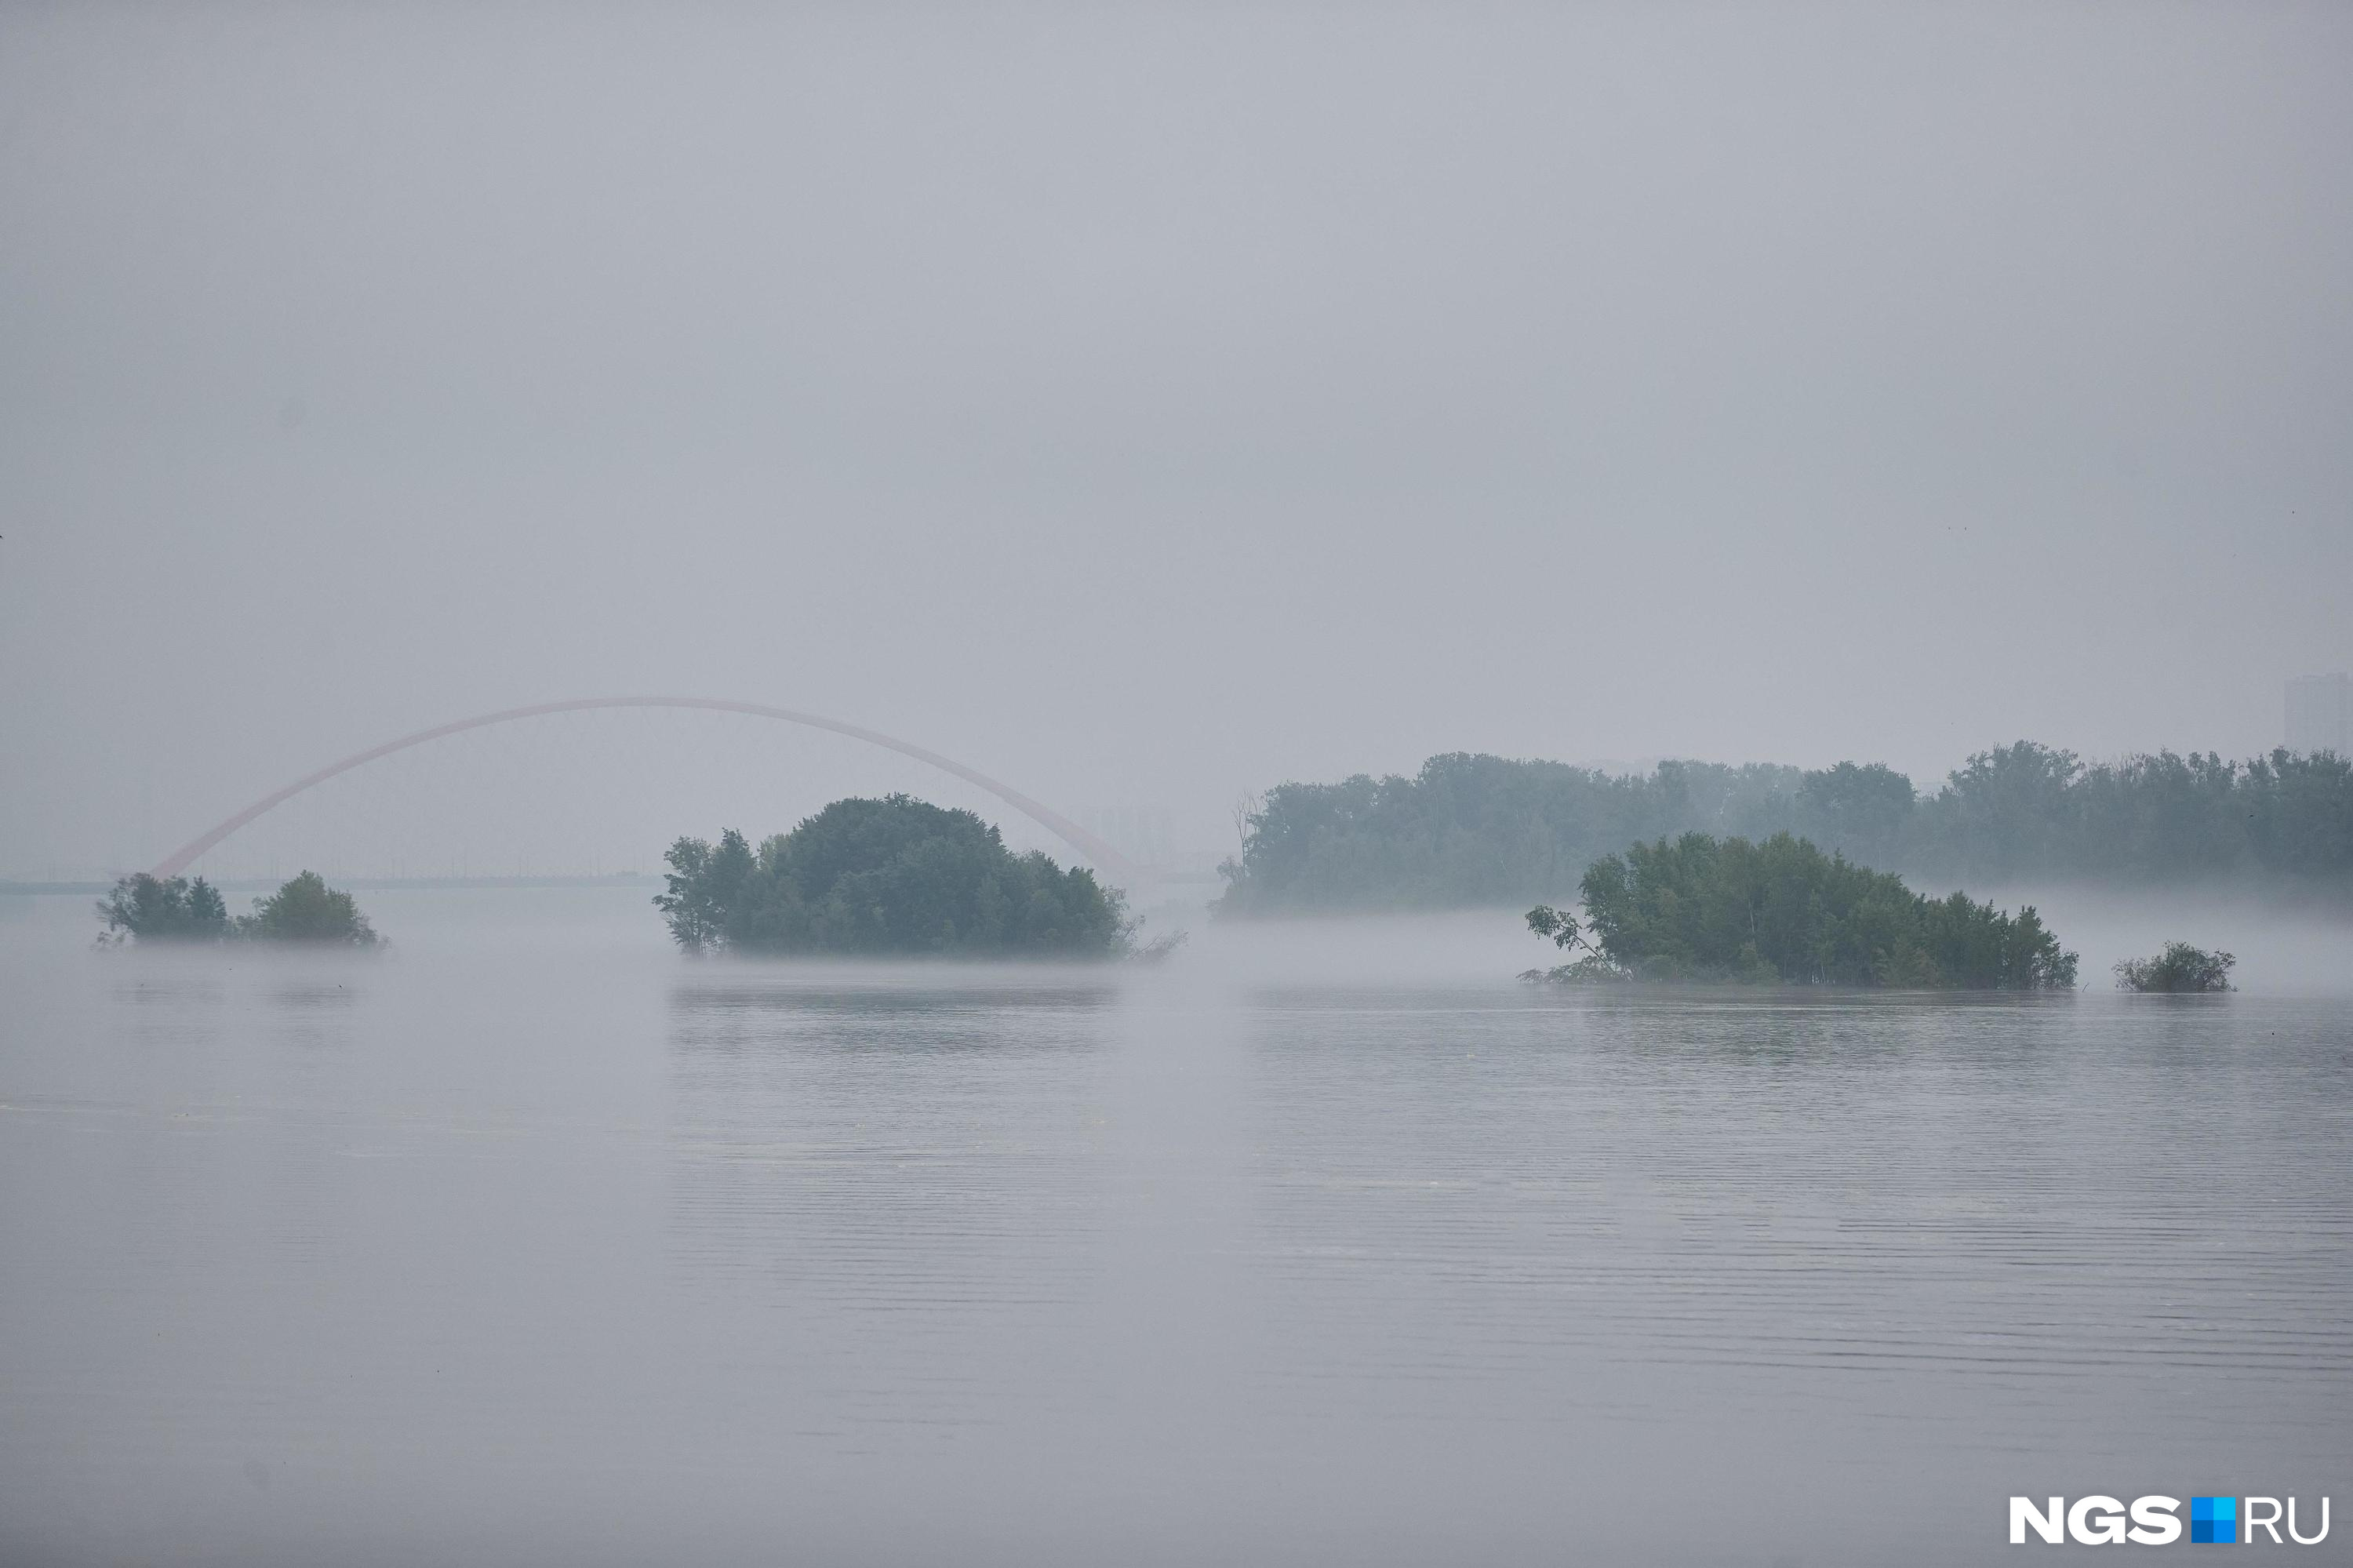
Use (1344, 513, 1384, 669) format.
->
(5, 3, 2349, 880)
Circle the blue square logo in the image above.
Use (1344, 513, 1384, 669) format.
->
(2190, 1496, 2237, 1544)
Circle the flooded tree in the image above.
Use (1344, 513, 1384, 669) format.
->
(238, 871, 380, 946)
(658, 795, 1133, 958)
(2114, 943, 2236, 992)
(1527, 832, 2078, 989)
(96, 874, 232, 941)
(97, 870, 380, 947)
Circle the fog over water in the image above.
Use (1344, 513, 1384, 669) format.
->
(2, 890, 2348, 1566)
(5, 5, 2351, 1563)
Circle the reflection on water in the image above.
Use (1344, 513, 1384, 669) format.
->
(1, 904, 2348, 1566)
(665, 973, 1121, 1418)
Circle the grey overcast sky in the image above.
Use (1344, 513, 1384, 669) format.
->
(2, 3, 2349, 877)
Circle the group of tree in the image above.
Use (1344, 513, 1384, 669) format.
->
(2113, 942, 2235, 993)
(96, 871, 381, 947)
(1215, 742, 2353, 913)
(656, 794, 1140, 958)
(1524, 831, 2078, 989)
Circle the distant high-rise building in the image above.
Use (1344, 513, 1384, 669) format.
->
(2285, 673, 2352, 755)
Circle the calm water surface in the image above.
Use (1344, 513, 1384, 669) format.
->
(2, 890, 2348, 1565)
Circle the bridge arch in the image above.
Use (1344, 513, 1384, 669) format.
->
(151, 697, 1138, 886)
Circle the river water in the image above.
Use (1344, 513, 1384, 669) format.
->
(2, 888, 2348, 1565)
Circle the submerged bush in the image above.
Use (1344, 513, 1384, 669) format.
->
(2113, 942, 2235, 992)
(1526, 831, 2077, 989)
(656, 794, 1133, 958)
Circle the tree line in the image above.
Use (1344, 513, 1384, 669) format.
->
(1216, 742, 2353, 913)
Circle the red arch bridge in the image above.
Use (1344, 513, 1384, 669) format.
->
(150, 696, 1144, 888)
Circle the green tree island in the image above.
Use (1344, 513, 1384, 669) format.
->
(98, 870, 380, 947)
(656, 795, 1137, 958)
(2113, 943, 2235, 992)
(1526, 831, 2078, 989)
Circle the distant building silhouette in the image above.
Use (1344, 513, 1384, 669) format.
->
(2286, 672, 2351, 755)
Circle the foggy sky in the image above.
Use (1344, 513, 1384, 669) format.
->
(4, 3, 2349, 878)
